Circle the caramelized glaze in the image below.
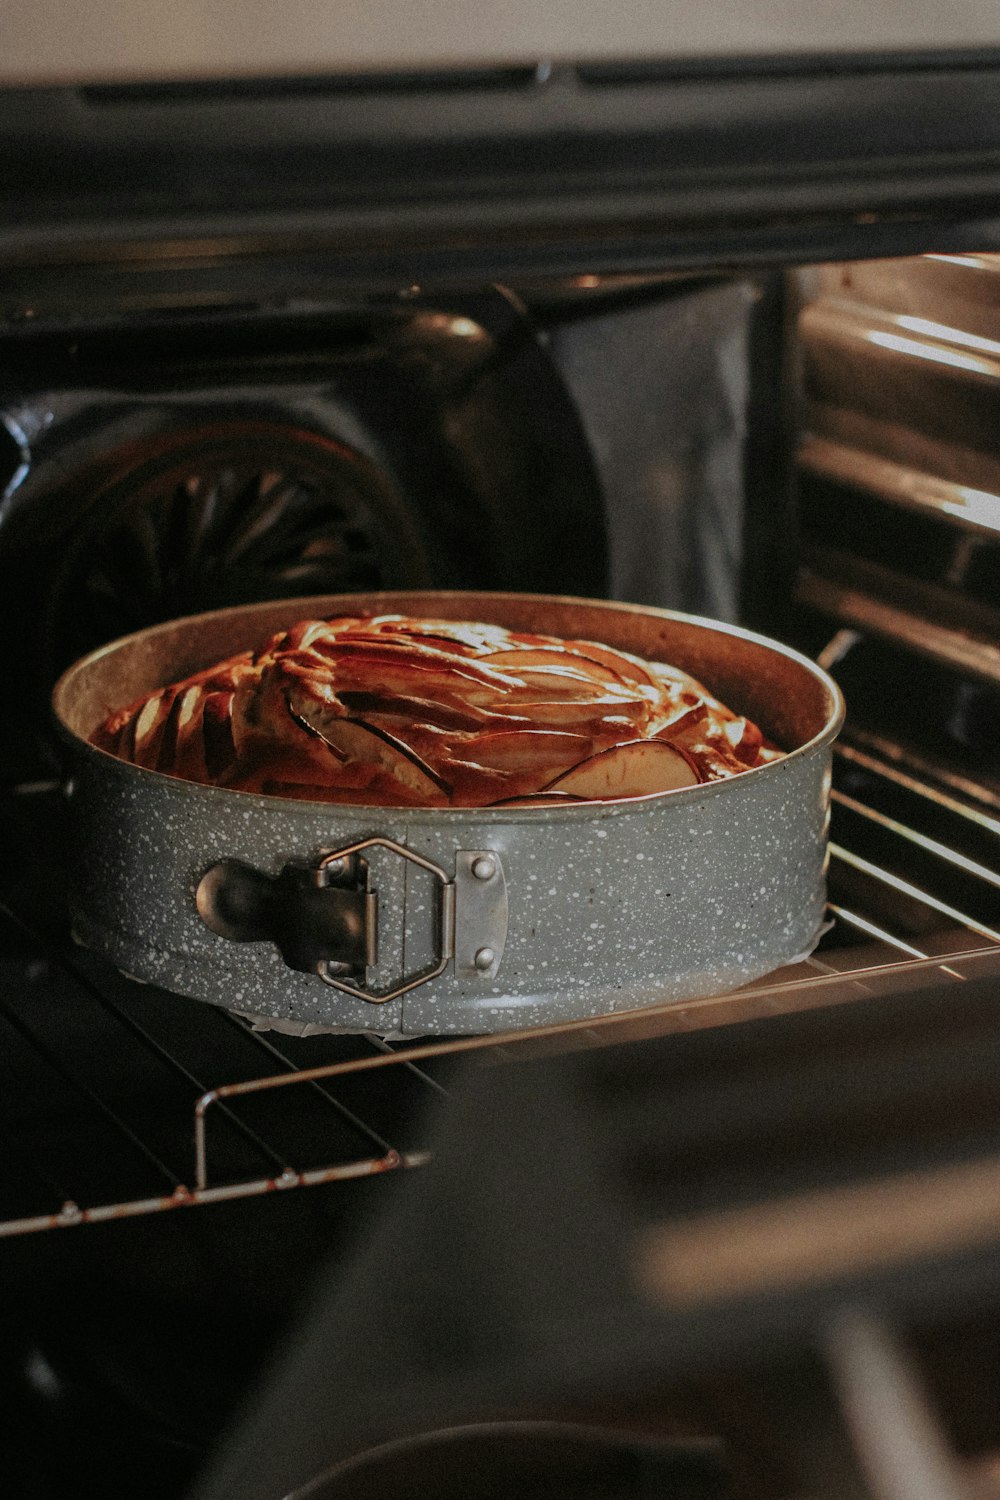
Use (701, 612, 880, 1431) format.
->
(92, 614, 781, 805)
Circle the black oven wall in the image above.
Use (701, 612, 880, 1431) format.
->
(0, 269, 789, 789)
(0, 286, 614, 784)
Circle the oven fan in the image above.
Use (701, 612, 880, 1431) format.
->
(0, 291, 608, 785)
(41, 421, 437, 682)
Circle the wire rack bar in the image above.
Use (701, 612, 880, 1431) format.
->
(3, 812, 1000, 1237)
(839, 728, 1000, 815)
(0, 901, 295, 1181)
(827, 904, 934, 960)
(0, 987, 183, 1190)
(0, 1150, 432, 1241)
(361, 1030, 450, 1097)
(835, 741, 1000, 841)
(831, 790, 1000, 893)
(6, 940, 1000, 1237)
(215, 1010, 396, 1156)
(828, 844, 1000, 944)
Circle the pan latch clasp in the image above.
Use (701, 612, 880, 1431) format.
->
(314, 837, 455, 1004)
(196, 839, 507, 1005)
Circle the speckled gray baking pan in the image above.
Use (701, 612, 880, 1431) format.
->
(52, 591, 844, 1038)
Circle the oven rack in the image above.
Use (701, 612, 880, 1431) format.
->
(1, 750, 999, 1242)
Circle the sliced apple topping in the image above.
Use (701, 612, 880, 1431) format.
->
(93, 612, 781, 804)
(131, 690, 174, 769)
(544, 739, 701, 800)
(489, 791, 589, 807)
(290, 702, 450, 804)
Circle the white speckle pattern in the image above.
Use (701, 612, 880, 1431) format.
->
(65, 735, 834, 1039)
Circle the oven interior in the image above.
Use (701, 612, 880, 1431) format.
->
(2, 78, 1000, 1494)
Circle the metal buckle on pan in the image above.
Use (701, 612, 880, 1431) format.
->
(314, 836, 455, 1005)
(196, 838, 507, 1006)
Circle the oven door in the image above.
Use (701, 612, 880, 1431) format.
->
(4, 0, 1000, 88)
(6, 29, 1000, 308)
